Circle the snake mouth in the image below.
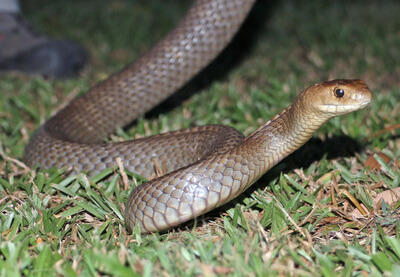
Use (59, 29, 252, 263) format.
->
(359, 99, 372, 108)
(320, 99, 371, 114)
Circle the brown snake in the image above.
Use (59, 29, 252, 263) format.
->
(23, 0, 372, 233)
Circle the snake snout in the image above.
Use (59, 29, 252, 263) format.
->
(350, 85, 372, 109)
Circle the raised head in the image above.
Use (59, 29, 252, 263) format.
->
(295, 79, 372, 118)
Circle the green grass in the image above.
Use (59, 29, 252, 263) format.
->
(1, 0, 400, 275)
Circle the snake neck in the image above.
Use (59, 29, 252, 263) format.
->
(239, 103, 328, 181)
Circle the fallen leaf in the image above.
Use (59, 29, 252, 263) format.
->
(365, 152, 391, 171)
(351, 187, 400, 216)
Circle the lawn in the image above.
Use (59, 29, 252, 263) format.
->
(1, 0, 400, 276)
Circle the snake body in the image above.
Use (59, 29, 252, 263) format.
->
(23, 0, 372, 233)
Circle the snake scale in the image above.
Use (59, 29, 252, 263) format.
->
(23, 0, 372, 233)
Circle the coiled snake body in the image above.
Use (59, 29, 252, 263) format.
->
(23, 0, 372, 233)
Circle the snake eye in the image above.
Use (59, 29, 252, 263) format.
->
(334, 88, 344, 98)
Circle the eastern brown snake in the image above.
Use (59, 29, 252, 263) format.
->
(23, 0, 372, 233)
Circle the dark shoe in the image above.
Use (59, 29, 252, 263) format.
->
(0, 13, 87, 78)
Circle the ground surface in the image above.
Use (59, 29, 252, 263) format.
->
(1, 0, 400, 276)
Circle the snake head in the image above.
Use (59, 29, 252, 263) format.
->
(298, 79, 372, 118)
